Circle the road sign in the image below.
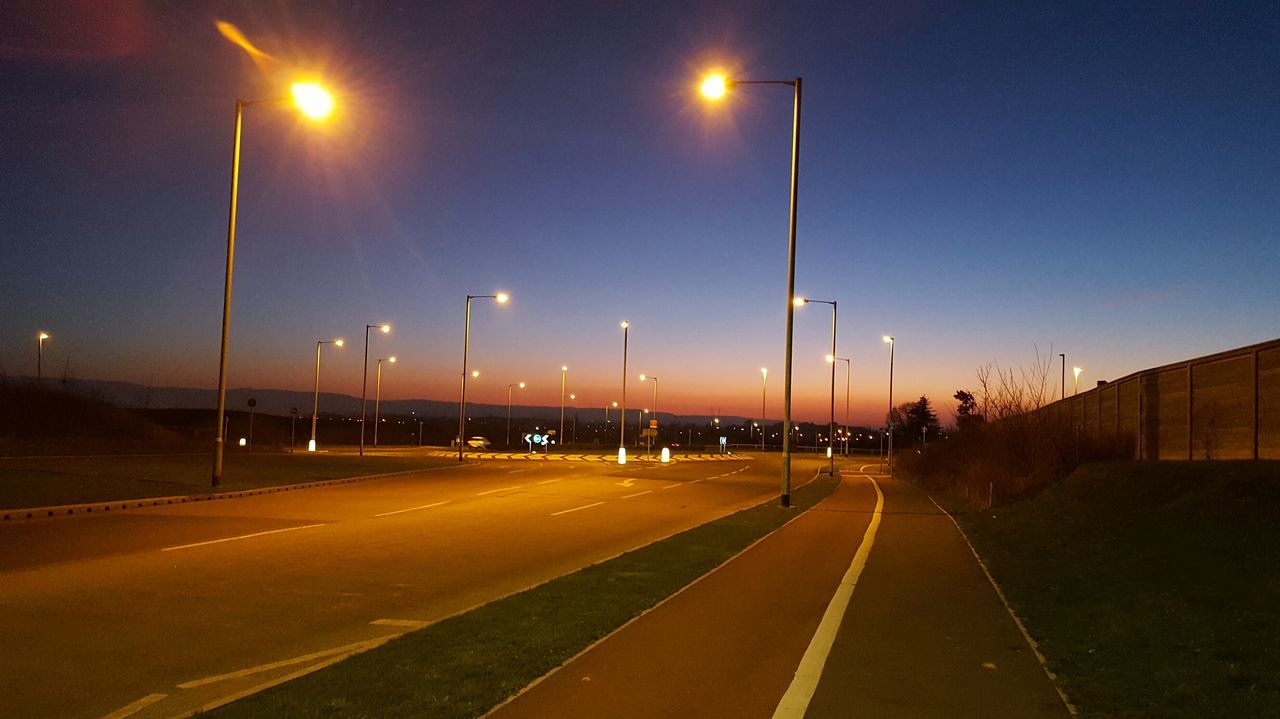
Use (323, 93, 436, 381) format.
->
(649, 419, 658, 429)
(641, 428, 657, 439)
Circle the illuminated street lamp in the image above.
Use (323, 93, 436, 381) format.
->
(359, 322, 392, 456)
(309, 338, 344, 452)
(701, 71, 803, 507)
(36, 332, 50, 383)
(883, 335, 895, 474)
(373, 356, 396, 447)
(828, 354, 851, 455)
(605, 400, 618, 427)
(506, 381, 526, 447)
(1073, 366, 1083, 395)
(796, 296, 838, 475)
(212, 80, 335, 487)
(619, 320, 630, 464)
(1059, 353, 1066, 400)
(569, 393, 578, 443)
(457, 292, 509, 460)
(639, 373, 659, 444)
(559, 365, 569, 450)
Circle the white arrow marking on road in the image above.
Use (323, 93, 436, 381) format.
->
(616, 478, 637, 487)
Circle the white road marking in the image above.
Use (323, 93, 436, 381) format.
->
(370, 618, 430, 629)
(161, 524, 324, 552)
(660, 482, 681, 489)
(772, 474, 884, 719)
(101, 693, 166, 719)
(617, 478, 637, 487)
(476, 485, 521, 496)
(537, 478, 562, 485)
(508, 469, 526, 474)
(620, 490, 652, 499)
(373, 500, 450, 517)
(550, 501, 605, 516)
(178, 637, 386, 688)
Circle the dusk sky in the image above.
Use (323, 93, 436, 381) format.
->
(2, 1, 1277, 425)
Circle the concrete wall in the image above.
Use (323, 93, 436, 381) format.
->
(1044, 338, 1280, 460)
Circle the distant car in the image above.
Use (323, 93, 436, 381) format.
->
(466, 436, 491, 448)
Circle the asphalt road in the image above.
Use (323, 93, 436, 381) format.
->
(0, 453, 817, 718)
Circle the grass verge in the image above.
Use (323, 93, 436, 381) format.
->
(957, 460, 1280, 718)
(207, 471, 841, 718)
(0, 453, 453, 509)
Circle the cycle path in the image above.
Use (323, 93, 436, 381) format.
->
(489, 467, 1072, 718)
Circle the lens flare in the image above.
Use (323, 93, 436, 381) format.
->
(291, 82, 334, 120)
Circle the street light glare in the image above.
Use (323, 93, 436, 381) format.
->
(826, 354, 835, 363)
(562, 365, 569, 372)
(334, 338, 345, 347)
(1073, 366, 1083, 377)
(380, 324, 391, 334)
(494, 292, 510, 304)
(471, 370, 480, 378)
(793, 296, 808, 306)
(291, 82, 334, 120)
(388, 356, 397, 364)
(620, 320, 629, 329)
(882, 335, 893, 343)
(761, 367, 767, 376)
(38, 332, 50, 340)
(639, 374, 647, 381)
(700, 74, 728, 100)
(518, 382, 526, 389)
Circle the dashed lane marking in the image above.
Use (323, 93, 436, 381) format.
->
(177, 637, 385, 689)
(373, 500, 450, 518)
(620, 490, 652, 499)
(101, 693, 166, 719)
(160, 524, 325, 552)
(476, 486, 521, 496)
(508, 469, 526, 474)
(660, 482, 681, 489)
(537, 478, 562, 485)
(369, 618, 430, 629)
(550, 501, 605, 516)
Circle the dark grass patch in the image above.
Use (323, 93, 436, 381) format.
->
(957, 461, 1280, 719)
(207, 472, 841, 718)
(0, 454, 454, 508)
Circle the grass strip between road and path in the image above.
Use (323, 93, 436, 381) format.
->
(955, 460, 1280, 719)
(207, 471, 842, 719)
(0, 453, 456, 509)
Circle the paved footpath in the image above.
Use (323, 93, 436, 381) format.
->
(489, 466, 1072, 718)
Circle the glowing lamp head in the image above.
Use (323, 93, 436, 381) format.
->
(639, 374, 647, 381)
(793, 297, 808, 306)
(882, 335, 893, 344)
(291, 82, 334, 120)
(492, 292, 509, 304)
(620, 320, 629, 329)
(761, 367, 767, 377)
(1073, 366, 1083, 378)
(334, 339, 345, 347)
(700, 74, 728, 100)
(518, 382, 526, 389)
(471, 370, 480, 378)
(570, 393, 576, 400)
(379, 324, 391, 334)
(38, 332, 50, 341)
(825, 354, 836, 363)
(388, 356, 397, 364)
(612, 401, 618, 408)
(561, 365, 569, 372)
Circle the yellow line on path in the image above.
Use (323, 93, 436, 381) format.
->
(620, 490, 653, 499)
(100, 693, 166, 719)
(550, 501, 605, 516)
(772, 472, 884, 719)
(161, 524, 325, 552)
(374, 500, 450, 517)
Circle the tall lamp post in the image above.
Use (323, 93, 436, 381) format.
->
(829, 355, 851, 455)
(700, 72, 803, 507)
(640, 373, 659, 445)
(373, 356, 395, 447)
(569, 393, 577, 443)
(36, 332, 50, 383)
(211, 81, 335, 487)
(559, 365, 569, 451)
(309, 338, 344, 452)
(760, 367, 768, 450)
(883, 335, 895, 475)
(796, 297, 837, 475)
(457, 292, 510, 461)
(618, 320, 630, 464)
(1059, 353, 1066, 400)
(506, 381, 526, 447)
(359, 323, 392, 455)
